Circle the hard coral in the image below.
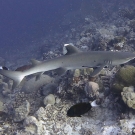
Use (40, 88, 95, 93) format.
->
(121, 86, 135, 109)
(23, 116, 47, 135)
(108, 36, 126, 50)
(112, 65, 135, 93)
(43, 94, 55, 106)
(85, 81, 99, 98)
(13, 100, 30, 122)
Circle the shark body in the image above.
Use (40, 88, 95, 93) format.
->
(0, 44, 135, 89)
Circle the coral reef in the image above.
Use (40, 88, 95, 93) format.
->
(43, 94, 55, 105)
(129, 19, 135, 31)
(21, 74, 54, 93)
(98, 27, 116, 40)
(0, 75, 13, 96)
(0, 100, 7, 114)
(20, 96, 120, 135)
(119, 8, 135, 20)
(84, 81, 99, 98)
(101, 125, 121, 135)
(41, 83, 57, 96)
(108, 36, 126, 50)
(120, 112, 135, 135)
(1, 2, 135, 134)
(13, 100, 30, 122)
(112, 65, 135, 92)
(121, 86, 135, 109)
(23, 116, 48, 135)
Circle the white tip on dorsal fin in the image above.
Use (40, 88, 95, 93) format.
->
(30, 59, 42, 66)
(63, 43, 81, 55)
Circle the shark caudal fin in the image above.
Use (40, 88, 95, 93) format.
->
(0, 69, 25, 89)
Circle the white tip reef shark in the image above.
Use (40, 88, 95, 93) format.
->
(0, 44, 135, 89)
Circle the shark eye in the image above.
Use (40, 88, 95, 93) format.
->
(94, 60, 96, 62)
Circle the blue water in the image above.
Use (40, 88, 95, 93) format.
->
(0, 0, 81, 54)
(0, 0, 134, 57)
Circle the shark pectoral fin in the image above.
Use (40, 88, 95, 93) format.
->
(63, 44, 81, 55)
(30, 59, 42, 66)
(35, 72, 44, 81)
(90, 63, 106, 77)
(54, 67, 67, 76)
(0, 69, 25, 89)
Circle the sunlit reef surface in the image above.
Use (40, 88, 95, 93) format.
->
(0, 0, 135, 135)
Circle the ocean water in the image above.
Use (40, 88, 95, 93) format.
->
(0, 0, 134, 58)
(0, 0, 81, 56)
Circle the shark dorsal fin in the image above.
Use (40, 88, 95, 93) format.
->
(63, 44, 81, 55)
(30, 59, 43, 80)
(30, 59, 42, 66)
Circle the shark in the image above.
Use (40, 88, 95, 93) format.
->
(0, 44, 135, 89)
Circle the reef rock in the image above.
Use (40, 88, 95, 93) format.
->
(112, 65, 135, 92)
(0, 75, 13, 96)
(101, 125, 121, 135)
(43, 94, 55, 105)
(41, 83, 57, 96)
(0, 101, 7, 114)
(98, 27, 116, 40)
(23, 116, 48, 135)
(21, 74, 54, 93)
(121, 86, 135, 109)
(13, 100, 30, 122)
(85, 81, 99, 98)
(120, 112, 135, 135)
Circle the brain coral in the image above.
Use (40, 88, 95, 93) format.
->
(112, 65, 135, 92)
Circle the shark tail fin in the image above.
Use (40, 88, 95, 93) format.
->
(0, 69, 25, 89)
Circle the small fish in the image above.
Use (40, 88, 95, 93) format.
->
(0, 64, 32, 72)
(0, 66, 9, 70)
(67, 102, 92, 117)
